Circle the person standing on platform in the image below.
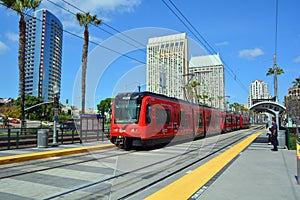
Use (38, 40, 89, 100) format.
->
(269, 118, 278, 151)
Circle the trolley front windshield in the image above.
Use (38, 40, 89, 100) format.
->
(114, 99, 141, 124)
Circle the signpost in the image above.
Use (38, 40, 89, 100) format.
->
(52, 84, 60, 147)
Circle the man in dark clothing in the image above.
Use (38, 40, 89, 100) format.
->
(269, 118, 278, 151)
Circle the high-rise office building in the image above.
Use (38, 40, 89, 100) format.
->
(189, 54, 225, 109)
(146, 33, 188, 100)
(24, 9, 63, 101)
(248, 80, 272, 107)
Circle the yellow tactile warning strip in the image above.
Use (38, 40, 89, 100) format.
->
(145, 132, 262, 200)
(0, 144, 115, 165)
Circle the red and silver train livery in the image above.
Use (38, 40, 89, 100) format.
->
(110, 92, 250, 149)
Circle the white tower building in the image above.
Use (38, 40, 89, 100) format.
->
(248, 80, 272, 107)
(146, 33, 188, 100)
(189, 54, 225, 109)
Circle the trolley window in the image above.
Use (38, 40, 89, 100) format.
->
(196, 113, 203, 128)
(156, 108, 170, 124)
(146, 104, 152, 124)
(114, 99, 141, 124)
(180, 111, 190, 129)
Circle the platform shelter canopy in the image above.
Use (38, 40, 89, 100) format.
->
(249, 101, 286, 116)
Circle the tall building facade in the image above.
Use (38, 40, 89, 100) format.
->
(24, 9, 63, 101)
(248, 80, 272, 107)
(146, 33, 188, 100)
(189, 54, 225, 110)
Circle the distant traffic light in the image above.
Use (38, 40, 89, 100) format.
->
(54, 96, 59, 108)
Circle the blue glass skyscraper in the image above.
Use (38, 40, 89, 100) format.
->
(24, 9, 63, 101)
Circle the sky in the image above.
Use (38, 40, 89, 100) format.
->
(0, 0, 299, 110)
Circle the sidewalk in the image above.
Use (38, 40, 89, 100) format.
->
(197, 132, 300, 200)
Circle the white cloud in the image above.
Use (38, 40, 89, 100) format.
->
(0, 40, 9, 54)
(293, 56, 300, 63)
(238, 48, 264, 59)
(215, 41, 229, 46)
(39, 0, 141, 34)
(71, 0, 141, 14)
(6, 32, 18, 42)
(40, 0, 141, 20)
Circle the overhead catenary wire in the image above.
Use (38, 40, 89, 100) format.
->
(23, 10, 146, 65)
(273, 0, 279, 102)
(274, 0, 279, 55)
(49, 0, 195, 71)
(61, 0, 146, 47)
(164, 0, 248, 93)
(47, 0, 249, 94)
(47, 0, 146, 54)
(164, 0, 215, 55)
(162, 0, 249, 94)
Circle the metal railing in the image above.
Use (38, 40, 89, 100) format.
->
(0, 127, 110, 150)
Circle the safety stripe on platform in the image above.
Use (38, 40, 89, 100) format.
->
(145, 132, 262, 200)
(0, 144, 115, 165)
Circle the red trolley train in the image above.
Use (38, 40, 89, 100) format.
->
(110, 92, 250, 149)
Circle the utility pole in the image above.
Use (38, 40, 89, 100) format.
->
(273, 0, 279, 103)
(273, 53, 278, 102)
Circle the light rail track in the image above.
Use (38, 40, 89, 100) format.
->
(41, 128, 260, 199)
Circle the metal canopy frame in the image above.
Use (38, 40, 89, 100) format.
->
(250, 101, 286, 132)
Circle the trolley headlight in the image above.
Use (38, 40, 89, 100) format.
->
(130, 128, 138, 133)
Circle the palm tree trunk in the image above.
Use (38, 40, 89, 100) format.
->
(19, 14, 26, 130)
(193, 88, 198, 104)
(81, 26, 89, 114)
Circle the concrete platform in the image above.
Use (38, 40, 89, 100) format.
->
(197, 134, 300, 200)
(0, 131, 299, 200)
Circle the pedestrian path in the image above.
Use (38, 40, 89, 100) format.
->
(196, 132, 300, 200)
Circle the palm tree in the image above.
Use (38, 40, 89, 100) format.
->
(232, 102, 241, 114)
(266, 66, 284, 102)
(225, 101, 230, 112)
(190, 81, 200, 104)
(76, 12, 102, 114)
(184, 84, 193, 102)
(240, 104, 249, 115)
(229, 103, 234, 112)
(0, 0, 41, 129)
(208, 97, 214, 107)
(266, 67, 284, 76)
(292, 76, 300, 87)
(202, 94, 209, 106)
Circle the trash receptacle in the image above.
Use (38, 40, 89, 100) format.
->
(277, 130, 286, 149)
(37, 129, 49, 148)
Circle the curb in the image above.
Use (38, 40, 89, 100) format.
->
(0, 144, 115, 165)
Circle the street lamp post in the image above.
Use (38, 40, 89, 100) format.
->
(52, 84, 59, 147)
(224, 96, 230, 112)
